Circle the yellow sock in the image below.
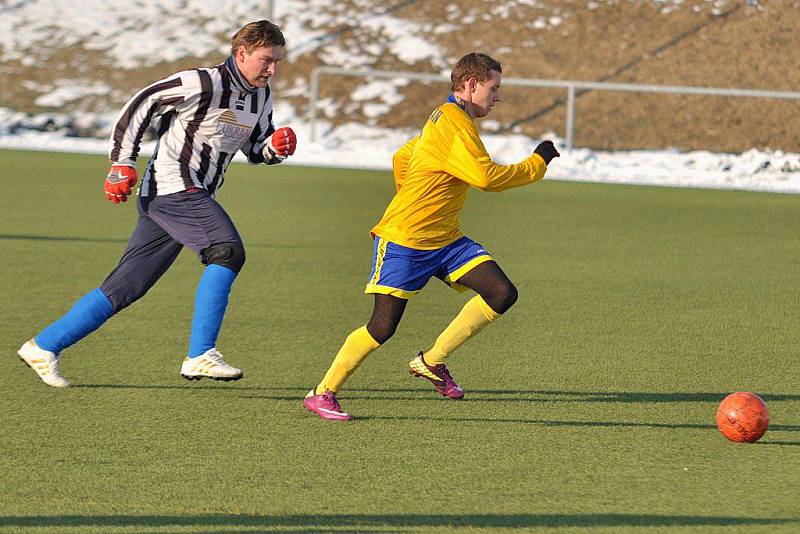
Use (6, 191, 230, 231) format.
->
(316, 326, 380, 394)
(423, 295, 500, 365)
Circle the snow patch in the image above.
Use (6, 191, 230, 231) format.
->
(2, 117, 798, 195)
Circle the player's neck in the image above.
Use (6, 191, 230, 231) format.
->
(451, 92, 477, 120)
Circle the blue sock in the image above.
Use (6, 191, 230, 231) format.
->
(188, 264, 237, 358)
(35, 288, 115, 353)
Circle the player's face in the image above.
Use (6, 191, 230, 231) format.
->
(236, 45, 283, 87)
(471, 70, 502, 118)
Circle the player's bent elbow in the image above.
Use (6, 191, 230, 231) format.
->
(478, 181, 512, 193)
(471, 173, 493, 191)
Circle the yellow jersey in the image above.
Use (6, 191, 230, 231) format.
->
(371, 100, 548, 249)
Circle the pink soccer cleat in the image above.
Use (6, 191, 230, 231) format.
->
(408, 352, 464, 399)
(304, 388, 353, 421)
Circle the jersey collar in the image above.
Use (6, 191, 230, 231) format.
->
(447, 94, 467, 110)
(225, 55, 259, 94)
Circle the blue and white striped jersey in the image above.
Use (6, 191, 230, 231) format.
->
(109, 55, 277, 197)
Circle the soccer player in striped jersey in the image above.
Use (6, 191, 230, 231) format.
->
(18, 20, 297, 387)
(304, 53, 560, 420)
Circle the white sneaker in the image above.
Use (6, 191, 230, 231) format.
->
(17, 339, 70, 388)
(180, 348, 243, 381)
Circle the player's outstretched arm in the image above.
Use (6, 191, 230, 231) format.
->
(490, 140, 557, 191)
(447, 127, 558, 192)
(106, 71, 193, 202)
(478, 138, 560, 192)
(109, 73, 189, 167)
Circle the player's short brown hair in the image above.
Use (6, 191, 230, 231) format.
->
(450, 53, 502, 92)
(231, 20, 286, 54)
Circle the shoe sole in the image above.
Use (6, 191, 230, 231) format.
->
(304, 405, 353, 421)
(409, 369, 463, 399)
(181, 373, 243, 382)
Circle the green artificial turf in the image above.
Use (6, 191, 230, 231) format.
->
(1, 149, 798, 533)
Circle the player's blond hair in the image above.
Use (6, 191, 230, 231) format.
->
(450, 53, 502, 92)
(231, 20, 285, 54)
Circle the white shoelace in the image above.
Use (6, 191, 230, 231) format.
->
(206, 349, 230, 368)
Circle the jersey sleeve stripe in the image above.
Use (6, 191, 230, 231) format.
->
(130, 96, 184, 160)
(110, 77, 183, 162)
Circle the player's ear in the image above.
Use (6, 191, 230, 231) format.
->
(235, 45, 247, 61)
(467, 77, 477, 93)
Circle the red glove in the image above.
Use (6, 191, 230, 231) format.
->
(104, 164, 138, 203)
(266, 126, 297, 161)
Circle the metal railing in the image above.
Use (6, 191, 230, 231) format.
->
(308, 66, 800, 149)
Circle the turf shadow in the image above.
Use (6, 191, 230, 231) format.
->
(340, 388, 800, 404)
(270, 386, 800, 406)
(354, 414, 799, 434)
(71, 384, 800, 437)
(1, 513, 797, 530)
(73, 383, 301, 402)
(71, 383, 736, 407)
(0, 233, 128, 244)
(0, 233, 296, 249)
(73, 384, 800, 417)
(355, 414, 716, 431)
(757, 440, 800, 446)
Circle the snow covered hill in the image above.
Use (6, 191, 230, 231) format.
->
(1, 0, 798, 193)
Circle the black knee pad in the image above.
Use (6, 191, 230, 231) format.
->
(201, 243, 246, 273)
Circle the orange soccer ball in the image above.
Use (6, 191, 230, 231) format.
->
(716, 392, 769, 443)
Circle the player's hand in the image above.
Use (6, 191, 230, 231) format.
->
(265, 126, 297, 162)
(534, 140, 560, 165)
(104, 164, 138, 203)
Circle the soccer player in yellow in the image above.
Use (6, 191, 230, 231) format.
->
(304, 53, 560, 420)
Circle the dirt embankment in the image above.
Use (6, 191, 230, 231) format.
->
(299, 0, 800, 152)
(2, 1, 798, 152)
